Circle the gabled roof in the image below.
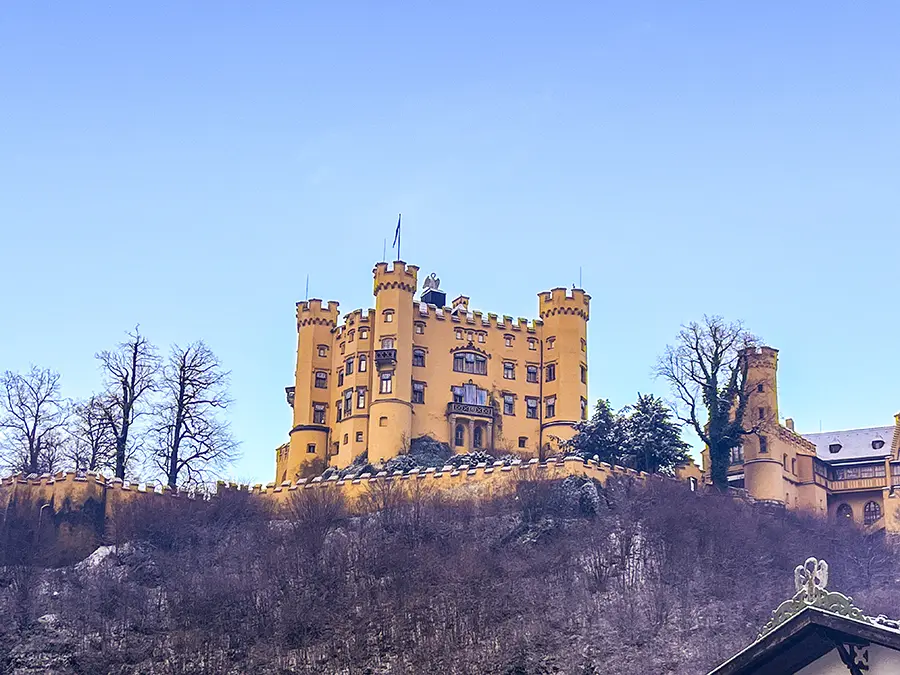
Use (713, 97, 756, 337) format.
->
(709, 557, 900, 675)
(801, 425, 894, 463)
(708, 607, 900, 675)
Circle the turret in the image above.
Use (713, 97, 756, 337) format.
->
(537, 287, 590, 450)
(367, 261, 418, 461)
(740, 345, 784, 503)
(281, 299, 340, 481)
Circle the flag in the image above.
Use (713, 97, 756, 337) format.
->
(392, 214, 401, 248)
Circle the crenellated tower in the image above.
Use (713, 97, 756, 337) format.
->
(740, 346, 785, 503)
(367, 261, 419, 462)
(538, 287, 591, 452)
(281, 299, 340, 481)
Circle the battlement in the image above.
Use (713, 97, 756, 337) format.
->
(741, 345, 779, 369)
(538, 287, 591, 320)
(296, 299, 340, 329)
(373, 260, 419, 295)
(413, 302, 542, 331)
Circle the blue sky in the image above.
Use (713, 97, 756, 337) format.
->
(2, 2, 899, 484)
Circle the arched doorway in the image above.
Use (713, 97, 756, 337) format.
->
(836, 503, 853, 522)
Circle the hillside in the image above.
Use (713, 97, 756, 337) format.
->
(0, 476, 897, 674)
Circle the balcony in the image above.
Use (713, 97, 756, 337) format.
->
(374, 348, 397, 368)
(447, 401, 494, 419)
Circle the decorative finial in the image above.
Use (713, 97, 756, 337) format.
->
(758, 558, 868, 638)
(423, 272, 440, 291)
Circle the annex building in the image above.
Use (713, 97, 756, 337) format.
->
(705, 346, 900, 532)
(277, 260, 590, 481)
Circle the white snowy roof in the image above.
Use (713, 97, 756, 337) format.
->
(801, 425, 895, 463)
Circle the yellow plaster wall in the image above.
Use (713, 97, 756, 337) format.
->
(279, 260, 590, 481)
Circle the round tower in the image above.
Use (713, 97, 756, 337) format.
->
(367, 261, 418, 462)
(284, 298, 340, 481)
(741, 346, 784, 503)
(537, 287, 590, 451)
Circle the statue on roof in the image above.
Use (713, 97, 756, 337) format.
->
(423, 273, 440, 291)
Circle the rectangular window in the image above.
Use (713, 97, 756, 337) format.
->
(381, 337, 394, 349)
(415, 323, 424, 334)
(344, 389, 352, 415)
(581, 397, 587, 420)
(413, 350, 426, 367)
(526, 365, 538, 383)
(581, 338, 586, 352)
(346, 358, 354, 375)
(453, 352, 487, 375)
(348, 330, 355, 342)
(545, 396, 556, 418)
(503, 362, 515, 380)
(529, 339, 536, 351)
(340, 342, 346, 354)
(380, 371, 392, 394)
(357, 387, 366, 409)
(317, 346, 328, 358)
(452, 384, 487, 405)
(412, 382, 425, 404)
(759, 436, 768, 454)
(384, 311, 394, 323)
(503, 394, 515, 415)
(477, 333, 485, 343)
(359, 355, 367, 372)
(336, 401, 342, 423)
(359, 328, 368, 339)
(356, 431, 364, 443)
(758, 407, 765, 420)
(307, 443, 316, 454)
(730, 446, 744, 464)
(313, 403, 326, 425)
(547, 337, 556, 350)
(518, 436, 527, 448)
(338, 371, 344, 387)
(455, 329, 463, 340)
(315, 371, 328, 388)
(546, 364, 556, 382)
(580, 365, 587, 384)
(526, 397, 538, 419)
(504, 335, 513, 347)
(757, 383, 764, 393)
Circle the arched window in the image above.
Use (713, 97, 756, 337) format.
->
(454, 423, 465, 448)
(783, 453, 788, 469)
(473, 426, 483, 449)
(413, 349, 426, 367)
(358, 354, 367, 372)
(864, 501, 882, 526)
(836, 503, 853, 522)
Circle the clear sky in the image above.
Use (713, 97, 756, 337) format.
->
(2, 2, 899, 484)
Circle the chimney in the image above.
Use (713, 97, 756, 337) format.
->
(785, 418, 795, 432)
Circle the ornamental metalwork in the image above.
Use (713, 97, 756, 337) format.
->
(758, 557, 869, 638)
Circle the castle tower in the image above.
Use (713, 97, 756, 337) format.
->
(741, 346, 784, 503)
(538, 287, 591, 452)
(281, 299, 340, 481)
(367, 261, 418, 462)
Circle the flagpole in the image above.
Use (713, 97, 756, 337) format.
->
(397, 213, 402, 261)
(383, 239, 386, 263)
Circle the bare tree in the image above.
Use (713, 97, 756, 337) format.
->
(656, 315, 761, 491)
(151, 341, 237, 488)
(66, 395, 116, 473)
(97, 327, 159, 479)
(0, 367, 68, 475)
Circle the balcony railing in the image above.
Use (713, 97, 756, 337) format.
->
(374, 348, 397, 368)
(447, 401, 494, 419)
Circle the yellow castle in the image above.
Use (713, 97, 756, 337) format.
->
(277, 260, 590, 481)
(704, 346, 900, 532)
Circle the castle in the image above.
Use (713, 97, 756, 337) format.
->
(704, 345, 900, 532)
(277, 260, 591, 481)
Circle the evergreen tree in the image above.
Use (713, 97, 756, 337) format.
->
(566, 399, 623, 464)
(620, 393, 691, 475)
